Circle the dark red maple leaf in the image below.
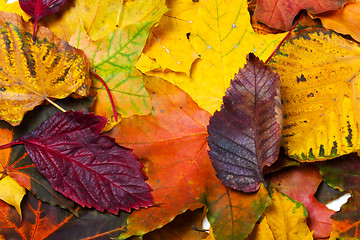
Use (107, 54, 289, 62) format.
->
(19, 0, 68, 43)
(5, 111, 153, 214)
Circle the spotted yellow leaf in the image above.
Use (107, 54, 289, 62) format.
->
(271, 30, 360, 161)
(0, 12, 90, 126)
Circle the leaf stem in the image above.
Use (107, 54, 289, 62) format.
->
(92, 72, 118, 122)
(0, 141, 23, 149)
(0, 170, 7, 181)
(265, 11, 306, 64)
(46, 98, 67, 112)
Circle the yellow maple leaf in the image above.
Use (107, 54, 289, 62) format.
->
(140, 0, 287, 114)
(136, 0, 200, 75)
(271, 30, 360, 161)
(0, 12, 90, 125)
(259, 188, 313, 240)
(188, 0, 287, 113)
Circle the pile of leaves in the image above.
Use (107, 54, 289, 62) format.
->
(1, 0, 360, 239)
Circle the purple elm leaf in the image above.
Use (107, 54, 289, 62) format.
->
(12, 111, 153, 214)
(19, 0, 68, 43)
(207, 53, 282, 193)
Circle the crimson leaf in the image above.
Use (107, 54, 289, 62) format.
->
(207, 53, 282, 192)
(10, 111, 153, 214)
(19, 0, 68, 43)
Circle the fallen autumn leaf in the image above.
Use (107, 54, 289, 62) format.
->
(207, 53, 282, 192)
(3, 111, 153, 214)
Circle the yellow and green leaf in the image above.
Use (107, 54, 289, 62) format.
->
(69, 21, 156, 119)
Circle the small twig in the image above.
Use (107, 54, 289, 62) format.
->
(265, 11, 306, 64)
(45, 98, 67, 112)
(92, 72, 118, 122)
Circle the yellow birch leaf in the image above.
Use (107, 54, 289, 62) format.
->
(0, 12, 90, 126)
(0, 176, 25, 217)
(40, 0, 167, 42)
(137, 0, 200, 75)
(263, 188, 313, 240)
(312, 0, 360, 42)
(183, 0, 287, 113)
(270, 30, 360, 161)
